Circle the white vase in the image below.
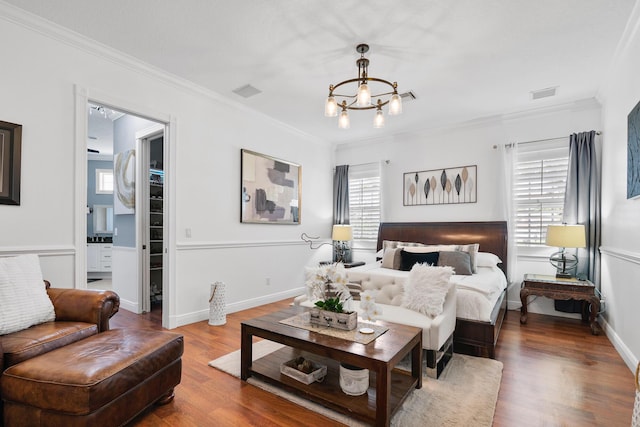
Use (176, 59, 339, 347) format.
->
(339, 363, 369, 396)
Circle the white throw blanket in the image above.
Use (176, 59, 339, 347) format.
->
(402, 265, 454, 318)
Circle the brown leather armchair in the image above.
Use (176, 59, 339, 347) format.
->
(0, 282, 119, 421)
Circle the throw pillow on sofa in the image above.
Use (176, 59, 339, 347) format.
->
(401, 264, 454, 318)
(0, 254, 55, 335)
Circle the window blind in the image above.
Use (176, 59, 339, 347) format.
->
(513, 139, 569, 246)
(348, 163, 381, 240)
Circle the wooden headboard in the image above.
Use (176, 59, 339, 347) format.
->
(376, 221, 508, 276)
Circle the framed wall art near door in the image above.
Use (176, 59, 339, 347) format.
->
(0, 120, 22, 205)
(241, 149, 301, 224)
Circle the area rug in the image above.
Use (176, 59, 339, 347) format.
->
(209, 340, 503, 427)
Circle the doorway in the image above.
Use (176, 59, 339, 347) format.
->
(82, 98, 169, 326)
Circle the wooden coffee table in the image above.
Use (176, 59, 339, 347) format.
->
(241, 307, 422, 427)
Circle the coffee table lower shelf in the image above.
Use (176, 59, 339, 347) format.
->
(250, 345, 418, 425)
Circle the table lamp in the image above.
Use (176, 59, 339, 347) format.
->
(332, 225, 353, 263)
(546, 224, 586, 278)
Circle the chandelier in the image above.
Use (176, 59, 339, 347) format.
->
(324, 43, 402, 129)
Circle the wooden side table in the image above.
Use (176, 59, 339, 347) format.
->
(520, 274, 600, 335)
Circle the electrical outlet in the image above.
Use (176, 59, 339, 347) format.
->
(185, 228, 192, 238)
(266, 278, 271, 286)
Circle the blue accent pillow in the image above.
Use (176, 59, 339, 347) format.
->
(399, 250, 439, 271)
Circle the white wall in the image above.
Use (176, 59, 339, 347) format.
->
(597, 3, 640, 370)
(336, 101, 602, 314)
(0, 7, 333, 328)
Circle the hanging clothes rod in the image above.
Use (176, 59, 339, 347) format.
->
(505, 131, 601, 148)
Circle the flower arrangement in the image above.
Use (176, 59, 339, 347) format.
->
(359, 290, 382, 321)
(306, 263, 352, 313)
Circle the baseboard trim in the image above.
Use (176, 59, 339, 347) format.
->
(169, 287, 305, 329)
(599, 315, 638, 373)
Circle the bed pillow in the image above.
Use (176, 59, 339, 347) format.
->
(402, 265, 454, 318)
(0, 254, 55, 335)
(382, 240, 425, 253)
(381, 247, 402, 270)
(476, 252, 502, 267)
(457, 243, 480, 273)
(402, 244, 459, 253)
(399, 250, 439, 271)
(437, 251, 473, 275)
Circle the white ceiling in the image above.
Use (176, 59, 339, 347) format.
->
(6, 0, 637, 145)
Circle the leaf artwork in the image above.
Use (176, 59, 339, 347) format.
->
(403, 166, 475, 206)
(424, 181, 430, 204)
(462, 167, 469, 202)
(466, 177, 474, 201)
(430, 176, 437, 204)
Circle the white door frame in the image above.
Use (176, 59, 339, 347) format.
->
(136, 125, 165, 314)
(74, 85, 175, 328)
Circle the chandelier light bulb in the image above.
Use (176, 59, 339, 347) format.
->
(324, 96, 337, 117)
(388, 93, 402, 115)
(356, 83, 371, 107)
(373, 109, 385, 128)
(338, 110, 350, 129)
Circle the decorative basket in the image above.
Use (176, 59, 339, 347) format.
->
(309, 308, 357, 330)
(280, 358, 327, 385)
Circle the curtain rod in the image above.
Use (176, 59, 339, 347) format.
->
(506, 131, 601, 148)
(334, 160, 389, 169)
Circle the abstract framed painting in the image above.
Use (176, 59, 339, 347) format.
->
(628, 99, 640, 199)
(403, 165, 477, 206)
(241, 149, 301, 224)
(0, 120, 22, 206)
(114, 149, 135, 214)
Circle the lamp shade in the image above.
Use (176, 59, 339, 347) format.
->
(546, 224, 586, 248)
(332, 225, 353, 241)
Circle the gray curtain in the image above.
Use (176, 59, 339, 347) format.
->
(556, 130, 601, 312)
(333, 165, 350, 225)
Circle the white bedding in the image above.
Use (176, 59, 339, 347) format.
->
(345, 262, 507, 322)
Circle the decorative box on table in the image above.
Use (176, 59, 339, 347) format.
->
(309, 308, 357, 330)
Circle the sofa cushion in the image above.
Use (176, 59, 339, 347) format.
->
(2, 321, 97, 368)
(0, 255, 55, 335)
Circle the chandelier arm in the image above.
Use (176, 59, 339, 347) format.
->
(329, 77, 396, 94)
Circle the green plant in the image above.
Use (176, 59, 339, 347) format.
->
(314, 296, 344, 313)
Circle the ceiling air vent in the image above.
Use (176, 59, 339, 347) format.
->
(232, 84, 262, 98)
(530, 87, 557, 100)
(400, 91, 417, 102)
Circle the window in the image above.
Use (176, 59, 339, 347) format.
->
(348, 163, 381, 240)
(96, 169, 114, 194)
(512, 139, 569, 247)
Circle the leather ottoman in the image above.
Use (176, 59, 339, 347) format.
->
(2, 329, 183, 427)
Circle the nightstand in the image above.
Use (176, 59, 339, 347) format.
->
(520, 274, 600, 335)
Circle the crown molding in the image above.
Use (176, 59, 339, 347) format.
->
(336, 97, 601, 151)
(0, 1, 324, 145)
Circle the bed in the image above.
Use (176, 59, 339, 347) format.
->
(365, 221, 508, 358)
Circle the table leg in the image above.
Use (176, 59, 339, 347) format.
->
(375, 366, 391, 427)
(587, 296, 600, 335)
(520, 288, 530, 324)
(240, 325, 252, 380)
(412, 341, 422, 389)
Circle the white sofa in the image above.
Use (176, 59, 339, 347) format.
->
(294, 270, 457, 378)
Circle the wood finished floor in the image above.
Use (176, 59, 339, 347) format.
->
(114, 301, 636, 426)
